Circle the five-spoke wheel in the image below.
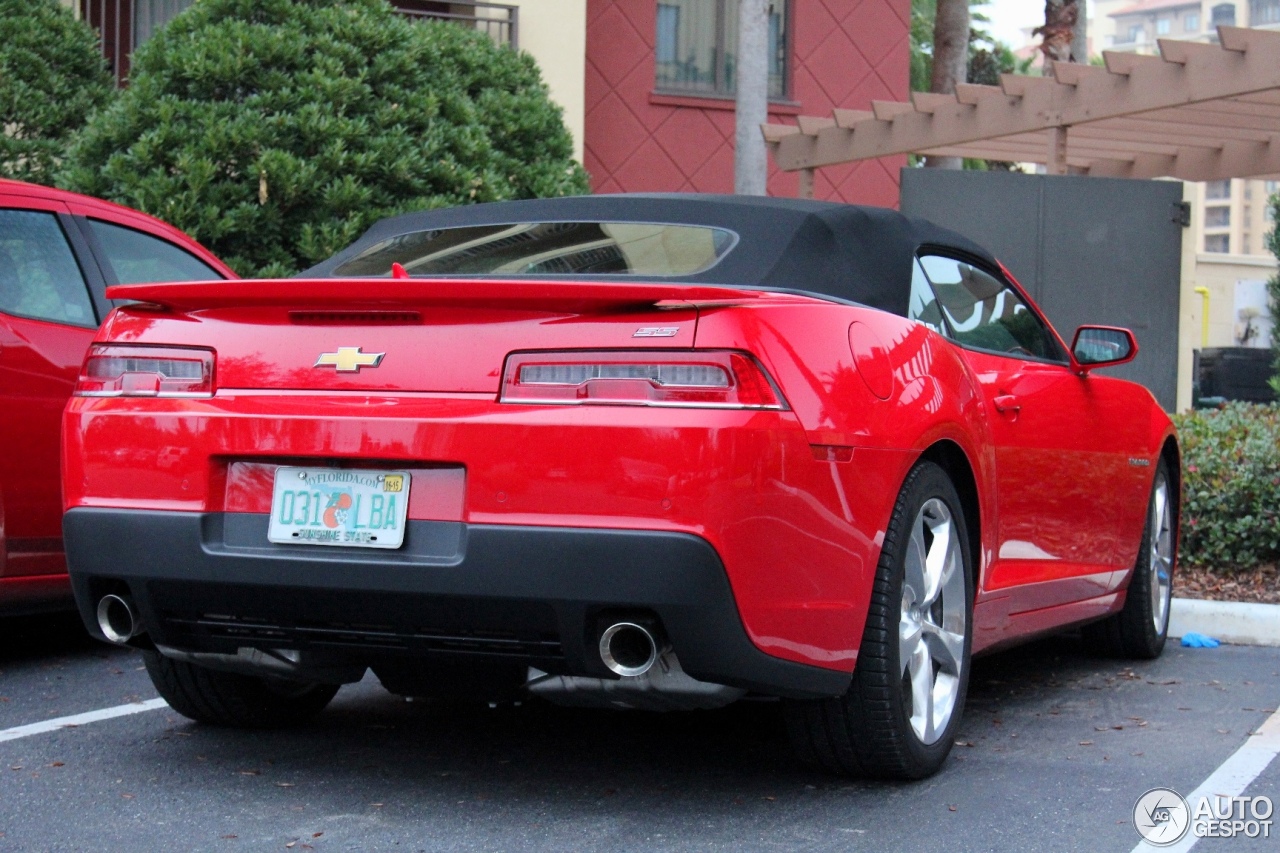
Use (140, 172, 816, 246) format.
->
(1083, 458, 1176, 659)
(899, 497, 968, 745)
(785, 460, 973, 779)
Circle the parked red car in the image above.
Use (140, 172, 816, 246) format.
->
(62, 195, 1177, 779)
(0, 179, 233, 616)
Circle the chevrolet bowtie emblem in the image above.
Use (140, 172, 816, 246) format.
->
(314, 346, 385, 372)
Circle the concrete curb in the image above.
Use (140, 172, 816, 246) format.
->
(1169, 597, 1280, 647)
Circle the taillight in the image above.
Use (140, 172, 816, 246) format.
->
(74, 345, 215, 398)
(501, 350, 786, 409)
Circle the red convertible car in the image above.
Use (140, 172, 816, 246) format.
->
(62, 195, 1177, 779)
(0, 178, 233, 616)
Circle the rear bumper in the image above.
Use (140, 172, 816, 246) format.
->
(63, 507, 851, 699)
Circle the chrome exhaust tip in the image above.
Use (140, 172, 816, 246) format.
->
(599, 622, 658, 677)
(96, 594, 138, 644)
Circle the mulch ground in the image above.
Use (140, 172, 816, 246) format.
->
(1178, 563, 1280, 605)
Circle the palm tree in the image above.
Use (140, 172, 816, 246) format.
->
(1034, 0, 1087, 68)
(925, 0, 969, 168)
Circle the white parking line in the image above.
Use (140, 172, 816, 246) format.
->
(0, 698, 168, 744)
(1131, 705, 1280, 852)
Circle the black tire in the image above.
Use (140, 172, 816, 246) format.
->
(784, 460, 973, 780)
(1082, 459, 1175, 660)
(143, 650, 339, 728)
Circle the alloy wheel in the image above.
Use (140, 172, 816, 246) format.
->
(1149, 475, 1174, 636)
(898, 498, 967, 745)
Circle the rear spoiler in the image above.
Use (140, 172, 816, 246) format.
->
(107, 278, 763, 312)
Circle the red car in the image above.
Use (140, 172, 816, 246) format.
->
(0, 179, 233, 616)
(62, 195, 1177, 779)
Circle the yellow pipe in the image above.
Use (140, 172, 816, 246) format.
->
(1194, 286, 1210, 347)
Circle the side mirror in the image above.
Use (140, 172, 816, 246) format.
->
(1071, 326, 1138, 371)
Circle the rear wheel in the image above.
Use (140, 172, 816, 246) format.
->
(785, 460, 973, 779)
(1083, 459, 1175, 659)
(143, 650, 339, 728)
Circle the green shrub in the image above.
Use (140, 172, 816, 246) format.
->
(0, 0, 114, 184)
(1174, 402, 1280, 568)
(59, 0, 588, 277)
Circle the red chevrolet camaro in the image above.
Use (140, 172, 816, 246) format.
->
(62, 195, 1177, 779)
(0, 178, 233, 617)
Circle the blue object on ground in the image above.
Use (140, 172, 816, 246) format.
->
(1181, 632, 1221, 648)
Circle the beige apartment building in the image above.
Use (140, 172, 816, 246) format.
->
(1104, 1, 1279, 263)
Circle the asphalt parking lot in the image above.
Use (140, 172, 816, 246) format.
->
(1, 614, 1277, 852)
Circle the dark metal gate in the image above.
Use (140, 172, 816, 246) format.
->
(900, 169, 1185, 411)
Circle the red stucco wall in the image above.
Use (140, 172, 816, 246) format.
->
(584, 0, 910, 207)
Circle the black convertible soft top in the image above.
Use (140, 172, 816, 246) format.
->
(302, 193, 995, 317)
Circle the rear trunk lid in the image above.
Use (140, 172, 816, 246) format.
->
(105, 278, 759, 394)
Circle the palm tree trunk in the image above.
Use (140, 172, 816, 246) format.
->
(735, 0, 769, 195)
(925, 0, 969, 169)
(1036, 0, 1082, 71)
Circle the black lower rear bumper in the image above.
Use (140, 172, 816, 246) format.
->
(63, 508, 850, 699)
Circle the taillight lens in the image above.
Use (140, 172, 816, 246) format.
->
(75, 345, 215, 398)
(501, 350, 786, 409)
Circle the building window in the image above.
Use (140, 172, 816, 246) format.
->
(81, 0, 197, 83)
(84, 0, 517, 86)
(1205, 206, 1231, 228)
(1205, 179, 1232, 200)
(655, 0, 790, 99)
(1267, 180, 1280, 194)
(1185, 12, 1200, 31)
(1128, 24, 1145, 42)
(1156, 17, 1171, 34)
(133, 0, 192, 45)
(1213, 3, 1237, 27)
(1204, 234, 1231, 253)
(392, 2, 518, 48)
(1253, 1, 1280, 24)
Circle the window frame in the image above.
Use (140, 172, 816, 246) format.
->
(76, 216, 224, 292)
(330, 219, 743, 279)
(1203, 206, 1232, 228)
(910, 249, 1070, 367)
(1253, 0, 1280, 25)
(0, 207, 104, 329)
(652, 0, 793, 102)
(1204, 234, 1231, 253)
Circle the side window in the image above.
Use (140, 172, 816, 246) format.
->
(908, 258, 945, 334)
(87, 219, 222, 284)
(916, 255, 1064, 362)
(0, 210, 96, 326)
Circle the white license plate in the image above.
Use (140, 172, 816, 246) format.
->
(267, 467, 411, 549)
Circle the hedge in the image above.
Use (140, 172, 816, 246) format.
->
(1174, 402, 1280, 568)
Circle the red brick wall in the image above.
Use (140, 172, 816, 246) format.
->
(584, 0, 910, 207)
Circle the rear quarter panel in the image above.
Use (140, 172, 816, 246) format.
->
(695, 298, 999, 598)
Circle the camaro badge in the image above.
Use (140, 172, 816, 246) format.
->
(633, 327, 680, 338)
(314, 346, 385, 372)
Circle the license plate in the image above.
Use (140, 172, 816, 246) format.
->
(268, 467, 411, 549)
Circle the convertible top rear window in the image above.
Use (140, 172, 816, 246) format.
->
(305, 195, 1000, 317)
(332, 222, 738, 277)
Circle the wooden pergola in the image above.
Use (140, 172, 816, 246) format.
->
(763, 26, 1280, 196)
